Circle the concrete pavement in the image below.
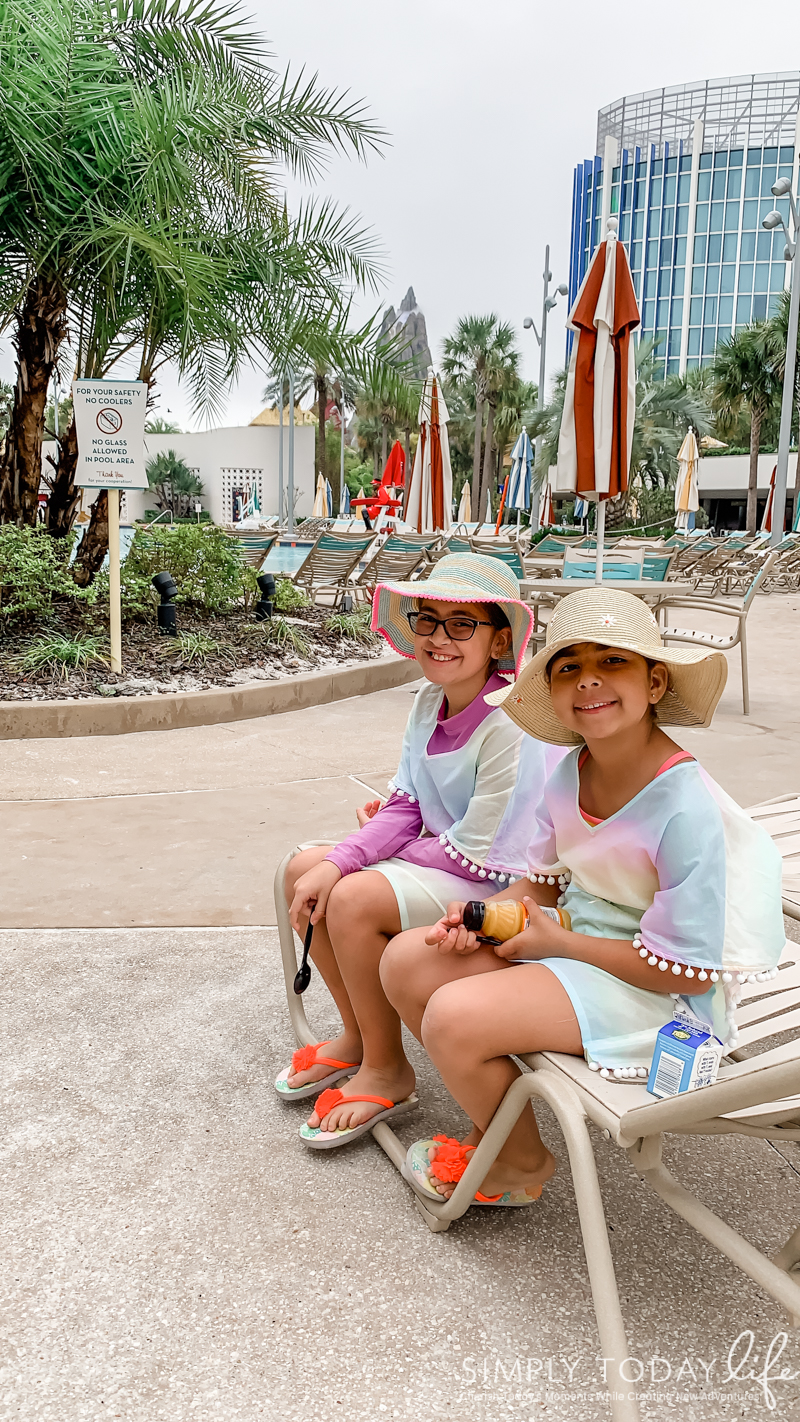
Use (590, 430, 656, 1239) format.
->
(1, 593, 799, 929)
(1, 922, 799, 1421)
(2, 593, 800, 1419)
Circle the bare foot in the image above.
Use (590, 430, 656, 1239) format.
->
(307, 1063, 416, 1132)
(427, 1136, 556, 1200)
(286, 1033, 362, 1090)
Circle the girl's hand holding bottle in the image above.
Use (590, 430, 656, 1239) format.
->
(425, 896, 570, 958)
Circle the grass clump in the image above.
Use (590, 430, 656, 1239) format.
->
(9, 632, 109, 681)
(156, 631, 231, 668)
(264, 617, 310, 657)
(325, 609, 376, 644)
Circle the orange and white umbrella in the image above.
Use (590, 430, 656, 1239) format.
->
(675, 430, 700, 531)
(555, 216, 640, 580)
(761, 465, 777, 534)
(404, 372, 453, 534)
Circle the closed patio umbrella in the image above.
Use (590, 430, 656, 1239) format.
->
(339, 482, 351, 517)
(555, 216, 640, 581)
(675, 430, 700, 532)
(456, 480, 471, 523)
(381, 439, 406, 489)
(312, 473, 328, 517)
(761, 465, 777, 534)
(507, 428, 533, 528)
(405, 372, 453, 533)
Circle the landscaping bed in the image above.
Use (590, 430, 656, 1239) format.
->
(0, 524, 383, 702)
(0, 603, 384, 701)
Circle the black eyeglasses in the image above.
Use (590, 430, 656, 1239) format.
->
(406, 610, 494, 641)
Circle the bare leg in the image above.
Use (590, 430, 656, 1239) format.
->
(283, 847, 362, 1088)
(307, 869, 414, 1133)
(381, 930, 582, 1198)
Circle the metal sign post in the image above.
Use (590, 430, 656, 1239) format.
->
(72, 379, 148, 674)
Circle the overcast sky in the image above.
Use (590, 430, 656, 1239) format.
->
(4, 0, 800, 427)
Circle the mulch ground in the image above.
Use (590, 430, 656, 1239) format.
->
(0, 604, 384, 701)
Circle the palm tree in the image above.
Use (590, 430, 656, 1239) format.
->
(480, 329, 523, 508)
(0, 0, 384, 527)
(713, 324, 779, 534)
(146, 451, 204, 519)
(442, 315, 500, 510)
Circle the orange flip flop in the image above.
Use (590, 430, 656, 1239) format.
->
(274, 1041, 360, 1100)
(403, 1136, 542, 1208)
(299, 1085, 419, 1149)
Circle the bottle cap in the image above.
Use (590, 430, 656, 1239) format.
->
(463, 901, 486, 932)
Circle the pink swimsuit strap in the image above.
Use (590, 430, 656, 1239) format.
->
(578, 747, 695, 823)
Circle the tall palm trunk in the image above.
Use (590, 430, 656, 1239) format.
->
(380, 416, 388, 472)
(471, 392, 484, 510)
(46, 414, 82, 535)
(315, 374, 327, 481)
(480, 402, 495, 517)
(0, 273, 68, 526)
(747, 403, 763, 535)
(72, 490, 109, 587)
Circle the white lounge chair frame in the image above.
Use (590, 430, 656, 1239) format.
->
(274, 842, 800, 1422)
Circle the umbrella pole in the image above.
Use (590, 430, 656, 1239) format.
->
(595, 501, 606, 584)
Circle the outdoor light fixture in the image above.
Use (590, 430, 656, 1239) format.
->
(254, 572, 275, 621)
(772, 177, 792, 198)
(152, 571, 178, 636)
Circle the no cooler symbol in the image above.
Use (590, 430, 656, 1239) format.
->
(96, 407, 123, 435)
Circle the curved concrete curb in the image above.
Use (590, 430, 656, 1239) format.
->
(0, 654, 422, 740)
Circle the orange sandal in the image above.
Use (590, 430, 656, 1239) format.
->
(299, 1085, 419, 1149)
(274, 1041, 360, 1101)
(403, 1135, 543, 1208)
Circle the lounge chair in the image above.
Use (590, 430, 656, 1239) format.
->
(354, 533, 441, 592)
(469, 540, 526, 579)
(657, 550, 778, 715)
(562, 546, 645, 581)
(273, 834, 800, 1422)
(289, 530, 377, 607)
(747, 793, 800, 922)
(227, 530, 280, 569)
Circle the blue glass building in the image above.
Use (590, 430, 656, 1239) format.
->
(568, 74, 800, 376)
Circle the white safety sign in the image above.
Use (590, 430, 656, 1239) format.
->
(72, 379, 148, 489)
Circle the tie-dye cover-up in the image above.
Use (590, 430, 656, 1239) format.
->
(523, 748, 785, 1071)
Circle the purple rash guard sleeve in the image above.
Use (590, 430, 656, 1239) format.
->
(324, 792, 475, 882)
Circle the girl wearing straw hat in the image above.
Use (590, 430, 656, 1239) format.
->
(381, 587, 784, 1208)
(277, 555, 564, 1147)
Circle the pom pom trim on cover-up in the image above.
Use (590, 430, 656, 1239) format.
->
(628, 932, 780, 1051)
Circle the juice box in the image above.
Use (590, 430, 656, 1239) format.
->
(647, 1017, 723, 1099)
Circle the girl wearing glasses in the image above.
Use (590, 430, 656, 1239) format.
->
(276, 554, 562, 1148)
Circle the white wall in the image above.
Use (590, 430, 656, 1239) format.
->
(698, 452, 797, 498)
(42, 423, 315, 523)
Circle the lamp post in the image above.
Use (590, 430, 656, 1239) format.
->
(763, 177, 800, 544)
(523, 244, 568, 525)
(287, 366, 295, 537)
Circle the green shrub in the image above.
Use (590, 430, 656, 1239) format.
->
(0, 526, 91, 621)
(120, 524, 246, 620)
(8, 632, 109, 680)
(273, 577, 310, 613)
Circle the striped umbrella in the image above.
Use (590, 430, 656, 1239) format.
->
(761, 465, 777, 534)
(555, 216, 640, 581)
(674, 430, 700, 532)
(507, 428, 533, 526)
(404, 372, 453, 533)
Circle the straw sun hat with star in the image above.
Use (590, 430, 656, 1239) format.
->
(485, 586, 728, 747)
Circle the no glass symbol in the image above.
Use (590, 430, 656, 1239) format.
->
(96, 407, 123, 434)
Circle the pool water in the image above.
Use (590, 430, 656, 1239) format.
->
(261, 542, 314, 575)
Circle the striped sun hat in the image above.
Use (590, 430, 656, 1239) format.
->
(485, 586, 728, 744)
(371, 553, 533, 678)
